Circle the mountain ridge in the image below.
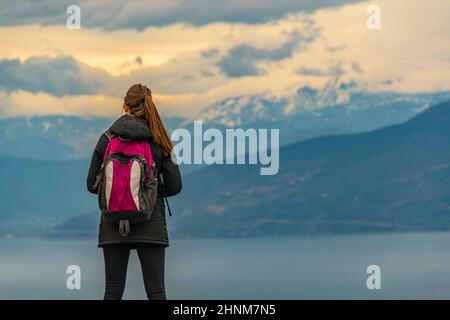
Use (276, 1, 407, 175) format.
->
(1, 100, 449, 238)
(2, 84, 450, 160)
(168, 100, 450, 237)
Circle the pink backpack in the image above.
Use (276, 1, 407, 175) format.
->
(94, 131, 158, 236)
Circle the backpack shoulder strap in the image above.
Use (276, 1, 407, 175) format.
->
(104, 130, 115, 141)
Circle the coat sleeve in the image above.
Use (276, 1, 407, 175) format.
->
(160, 152, 182, 197)
(86, 134, 109, 194)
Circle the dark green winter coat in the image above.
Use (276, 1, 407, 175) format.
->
(86, 114, 182, 247)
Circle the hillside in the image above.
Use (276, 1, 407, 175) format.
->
(169, 100, 450, 236)
(2, 100, 450, 238)
(0, 157, 96, 220)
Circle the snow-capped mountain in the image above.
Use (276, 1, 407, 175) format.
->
(1, 79, 450, 160)
(196, 80, 450, 138)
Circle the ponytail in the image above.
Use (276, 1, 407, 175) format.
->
(143, 95, 173, 155)
(124, 84, 173, 155)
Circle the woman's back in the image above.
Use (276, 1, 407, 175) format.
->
(86, 83, 182, 300)
(87, 113, 182, 247)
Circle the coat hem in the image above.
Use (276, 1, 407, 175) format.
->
(98, 239, 169, 248)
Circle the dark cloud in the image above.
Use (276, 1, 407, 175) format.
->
(217, 47, 261, 77)
(217, 28, 319, 77)
(217, 40, 298, 77)
(0, 0, 366, 30)
(0, 56, 111, 96)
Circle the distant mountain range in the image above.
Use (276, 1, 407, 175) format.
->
(4, 99, 449, 239)
(195, 80, 450, 145)
(168, 100, 450, 237)
(1, 82, 450, 238)
(1, 81, 449, 160)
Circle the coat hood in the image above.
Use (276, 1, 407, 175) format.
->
(109, 114, 152, 140)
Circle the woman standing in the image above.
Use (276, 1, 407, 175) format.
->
(86, 84, 182, 300)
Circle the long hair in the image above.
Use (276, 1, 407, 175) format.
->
(124, 84, 173, 155)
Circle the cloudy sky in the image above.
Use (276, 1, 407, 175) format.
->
(0, 0, 449, 118)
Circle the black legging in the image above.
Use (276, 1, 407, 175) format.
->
(102, 244, 166, 300)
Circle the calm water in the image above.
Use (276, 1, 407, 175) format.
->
(1, 232, 450, 299)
